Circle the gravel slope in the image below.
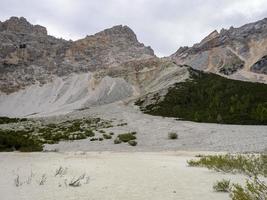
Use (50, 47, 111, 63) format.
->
(44, 101, 267, 153)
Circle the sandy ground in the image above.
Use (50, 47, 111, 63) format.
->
(0, 151, 246, 200)
(44, 102, 267, 153)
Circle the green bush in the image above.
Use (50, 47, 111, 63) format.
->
(128, 140, 137, 146)
(0, 116, 27, 124)
(114, 137, 121, 144)
(213, 179, 231, 192)
(168, 132, 178, 139)
(188, 154, 267, 200)
(84, 129, 95, 137)
(231, 179, 267, 200)
(187, 154, 266, 176)
(117, 133, 136, 142)
(0, 130, 42, 152)
(103, 133, 112, 139)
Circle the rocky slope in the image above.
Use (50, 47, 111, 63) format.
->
(171, 18, 267, 83)
(0, 17, 154, 94)
(1, 16, 267, 117)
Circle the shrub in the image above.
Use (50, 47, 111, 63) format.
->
(118, 133, 136, 142)
(168, 132, 178, 139)
(187, 154, 266, 176)
(0, 130, 43, 152)
(188, 154, 267, 200)
(114, 137, 122, 144)
(213, 179, 231, 192)
(103, 134, 112, 139)
(0, 116, 27, 124)
(231, 179, 267, 200)
(98, 138, 103, 141)
(128, 140, 137, 146)
(84, 129, 95, 137)
(109, 132, 114, 135)
(99, 130, 105, 133)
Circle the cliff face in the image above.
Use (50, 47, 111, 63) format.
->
(171, 18, 267, 82)
(0, 17, 154, 94)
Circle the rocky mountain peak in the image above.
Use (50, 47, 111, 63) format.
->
(94, 25, 138, 42)
(0, 17, 155, 94)
(0, 16, 47, 35)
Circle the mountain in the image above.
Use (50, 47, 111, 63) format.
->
(171, 18, 267, 83)
(0, 16, 267, 119)
(0, 17, 154, 94)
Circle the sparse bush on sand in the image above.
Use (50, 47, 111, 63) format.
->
(168, 132, 178, 139)
(213, 179, 231, 192)
(188, 154, 267, 200)
(128, 140, 137, 146)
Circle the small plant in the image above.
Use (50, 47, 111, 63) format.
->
(117, 123, 127, 126)
(109, 132, 114, 135)
(168, 132, 178, 139)
(99, 130, 105, 133)
(55, 166, 67, 177)
(69, 174, 85, 187)
(128, 140, 137, 146)
(114, 137, 122, 144)
(117, 133, 136, 142)
(39, 174, 47, 185)
(84, 129, 95, 137)
(14, 175, 22, 187)
(103, 133, 112, 139)
(90, 138, 98, 141)
(213, 179, 231, 192)
(98, 137, 103, 141)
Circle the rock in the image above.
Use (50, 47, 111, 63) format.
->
(251, 55, 267, 74)
(0, 17, 154, 94)
(171, 17, 267, 77)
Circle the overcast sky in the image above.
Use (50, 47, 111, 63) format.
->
(1, 0, 267, 56)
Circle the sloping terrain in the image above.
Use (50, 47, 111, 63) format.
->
(0, 17, 154, 94)
(171, 18, 267, 83)
(135, 68, 267, 125)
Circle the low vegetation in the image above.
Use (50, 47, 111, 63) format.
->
(128, 140, 137, 146)
(114, 132, 137, 146)
(213, 179, 231, 192)
(188, 154, 267, 200)
(0, 117, 113, 151)
(136, 68, 267, 125)
(0, 116, 27, 124)
(0, 129, 43, 152)
(117, 133, 136, 142)
(168, 132, 178, 139)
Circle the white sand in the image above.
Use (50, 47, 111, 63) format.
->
(0, 152, 246, 200)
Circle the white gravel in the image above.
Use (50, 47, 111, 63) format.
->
(0, 151, 246, 200)
(44, 101, 267, 153)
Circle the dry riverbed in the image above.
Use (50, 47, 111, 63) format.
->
(0, 151, 246, 200)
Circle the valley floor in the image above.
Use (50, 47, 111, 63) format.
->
(44, 101, 267, 153)
(0, 151, 246, 200)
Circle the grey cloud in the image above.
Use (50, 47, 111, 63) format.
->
(1, 0, 267, 56)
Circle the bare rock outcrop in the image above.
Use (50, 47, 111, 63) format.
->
(171, 18, 267, 80)
(0, 17, 154, 94)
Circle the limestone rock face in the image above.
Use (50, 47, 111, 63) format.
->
(171, 18, 267, 82)
(0, 17, 154, 94)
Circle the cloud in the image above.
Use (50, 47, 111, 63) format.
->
(1, 0, 267, 57)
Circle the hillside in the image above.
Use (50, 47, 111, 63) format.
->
(135, 68, 267, 125)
